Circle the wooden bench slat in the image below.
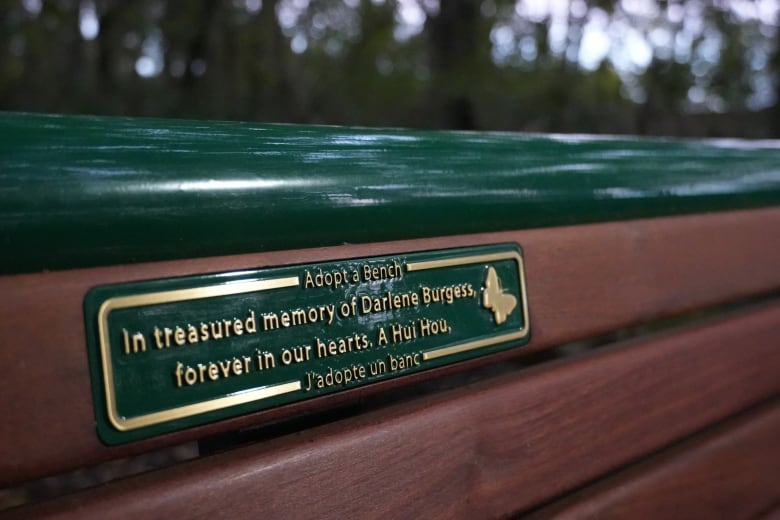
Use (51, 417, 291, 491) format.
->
(531, 402, 780, 519)
(0, 208, 778, 485)
(6, 303, 779, 519)
(760, 506, 780, 520)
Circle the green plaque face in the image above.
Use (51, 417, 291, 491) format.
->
(85, 244, 530, 444)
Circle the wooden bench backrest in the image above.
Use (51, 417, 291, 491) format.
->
(1, 113, 778, 517)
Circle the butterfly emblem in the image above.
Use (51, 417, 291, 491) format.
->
(482, 266, 517, 325)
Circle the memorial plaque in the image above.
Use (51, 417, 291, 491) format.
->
(85, 244, 530, 444)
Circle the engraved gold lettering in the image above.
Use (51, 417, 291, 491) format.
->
(174, 357, 253, 387)
(95, 247, 529, 439)
(174, 326, 186, 346)
(153, 327, 164, 349)
(388, 353, 421, 371)
(359, 290, 418, 315)
(361, 259, 402, 282)
(154, 311, 257, 348)
(175, 362, 184, 387)
(256, 350, 276, 370)
(263, 304, 335, 330)
(315, 334, 370, 358)
(184, 365, 197, 385)
(292, 309, 307, 325)
(368, 359, 387, 376)
(420, 283, 475, 305)
(123, 329, 147, 354)
(304, 268, 350, 290)
(305, 364, 368, 391)
(263, 313, 279, 330)
(210, 322, 223, 340)
(223, 320, 232, 337)
(419, 318, 451, 337)
(391, 322, 417, 343)
(281, 345, 313, 365)
(296, 346, 311, 362)
(245, 311, 257, 333)
(187, 325, 199, 343)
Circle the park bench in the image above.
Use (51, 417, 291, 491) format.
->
(0, 112, 778, 518)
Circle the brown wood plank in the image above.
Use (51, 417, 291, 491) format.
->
(530, 403, 780, 520)
(6, 304, 780, 519)
(0, 208, 779, 485)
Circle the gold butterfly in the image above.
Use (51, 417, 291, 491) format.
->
(482, 266, 517, 325)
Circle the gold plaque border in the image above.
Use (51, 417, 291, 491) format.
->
(97, 249, 529, 433)
(97, 277, 302, 432)
(406, 250, 530, 361)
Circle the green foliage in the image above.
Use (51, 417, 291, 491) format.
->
(0, 0, 777, 137)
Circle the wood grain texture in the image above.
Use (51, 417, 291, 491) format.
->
(531, 403, 780, 520)
(6, 304, 780, 519)
(0, 208, 779, 485)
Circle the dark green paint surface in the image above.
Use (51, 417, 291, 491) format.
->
(85, 244, 529, 445)
(1, 112, 780, 274)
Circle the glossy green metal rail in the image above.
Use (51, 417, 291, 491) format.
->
(1, 112, 779, 274)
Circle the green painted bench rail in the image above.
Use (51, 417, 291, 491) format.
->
(1, 112, 779, 274)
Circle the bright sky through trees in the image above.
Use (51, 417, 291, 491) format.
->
(5, 0, 779, 136)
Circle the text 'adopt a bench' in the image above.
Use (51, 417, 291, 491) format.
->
(0, 112, 778, 518)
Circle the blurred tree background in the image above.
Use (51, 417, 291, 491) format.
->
(1, 0, 778, 137)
